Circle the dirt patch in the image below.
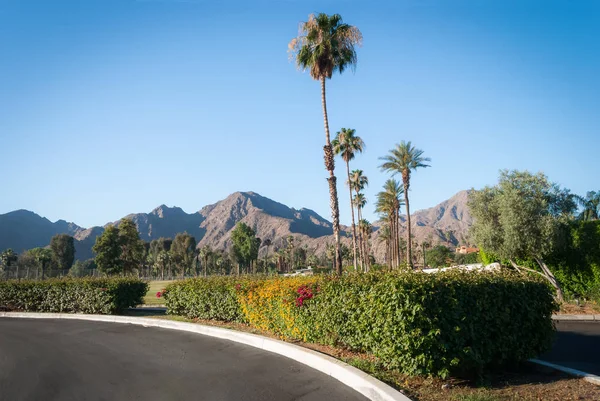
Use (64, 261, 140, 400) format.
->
(559, 301, 600, 315)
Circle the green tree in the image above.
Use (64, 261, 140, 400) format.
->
(379, 141, 431, 268)
(289, 13, 362, 275)
(574, 191, 600, 221)
(199, 244, 213, 277)
(171, 233, 197, 279)
(118, 219, 144, 275)
(49, 234, 75, 274)
(0, 249, 18, 279)
(332, 128, 365, 272)
(468, 170, 576, 301)
(69, 259, 97, 277)
(93, 226, 122, 275)
(230, 222, 260, 274)
(425, 245, 454, 268)
(29, 247, 54, 279)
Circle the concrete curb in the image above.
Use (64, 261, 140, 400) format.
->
(552, 314, 600, 321)
(529, 359, 600, 386)
(0, 312, 410, 401)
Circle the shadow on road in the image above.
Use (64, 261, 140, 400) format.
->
(539, 321, 600, 376)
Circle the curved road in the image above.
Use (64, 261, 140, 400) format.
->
(540, 320, 600, 376)
(0, 319, 368, 401)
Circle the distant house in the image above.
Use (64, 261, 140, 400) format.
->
(455, 245, 479, 254)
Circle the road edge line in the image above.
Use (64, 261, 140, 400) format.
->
(529, 358, 600, 386)
(0, 312, 411, 401)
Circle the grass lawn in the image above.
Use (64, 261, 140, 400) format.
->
(142, 280, 175, 305)
(123, 310, 600, 401)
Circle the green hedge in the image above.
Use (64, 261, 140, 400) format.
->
(164, 271, 556, 378)
(0, 278, 148, 314)
(165, 276, 248, 321)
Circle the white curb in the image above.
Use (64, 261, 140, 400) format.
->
(552, 314, 599, 321)
(529, 359, 600, 386)
(0, 312, 411, 401)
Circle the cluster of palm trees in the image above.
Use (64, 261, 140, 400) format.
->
(332, 128, 371, 272)
(289, 13, 431, 272)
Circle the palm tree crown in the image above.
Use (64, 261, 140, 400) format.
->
(353, 192, 367, 210)
(349, 169, 369, 193)
(379, 141, 431, 190)
(575, 191, 600, 221)
(332, 129, 365, 163)
(289, 13, 362, 80)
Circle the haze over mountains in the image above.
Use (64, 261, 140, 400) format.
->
(0, 190, 473, 261)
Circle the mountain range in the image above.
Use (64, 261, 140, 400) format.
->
(0, 190, 473, 261)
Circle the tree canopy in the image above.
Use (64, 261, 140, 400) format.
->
(468, 170, 576, 300)
(50, 234, 75, 272)
(230, 222, 261, 270)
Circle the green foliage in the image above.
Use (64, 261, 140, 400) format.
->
(93, 219, 144, 275)
(549, 220, 600, 301)
(164, 276, 250, 321)
(165, 271, 555, 378)
(69, 259, 97, 277)
(455, 252, 480, 265)
(479, 249, 499, 266)
(289, 13, 362, 81)
(118, 219, 144, 274)
(49, 234, 75, 272)
(0, 277, 147, 314)
(171, 233, 197, 277)
(426, 245, 454, 268)
(230, 222, 260, 269)
(93, 226, 122, 274)
(469, 170, 575, 263)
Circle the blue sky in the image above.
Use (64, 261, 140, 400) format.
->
(1, 0, 598, 228)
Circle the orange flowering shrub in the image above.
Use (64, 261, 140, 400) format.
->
(237, 276, 321, 339)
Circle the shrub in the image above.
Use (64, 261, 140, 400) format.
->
(165, 271, 556, 378)
(0, 277, 147, 314)
(164, 276, 252, 321)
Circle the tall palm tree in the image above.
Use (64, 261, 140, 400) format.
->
(350, 170, 369, 268)
(332, 128, 365, 271)
(575, 191, 600, 221)
(199, 245, 212, 277)
(289, 13, 362, 275)
(358, 219, 372, 271)
(379, 141, 431, 268)
(377, 224, 391, 267)
(375, 179, 404, 269)
(262, 238, 272, 273)
(353, 192, 367, 271)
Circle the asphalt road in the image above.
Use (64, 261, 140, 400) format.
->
(0, 319, 368, 401)
(539, 321, 600, 376)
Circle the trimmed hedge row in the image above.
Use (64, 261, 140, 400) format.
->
(0, 278, 148, 314)
(164, 271, 557, 378)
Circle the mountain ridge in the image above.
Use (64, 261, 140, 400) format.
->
(0, 190, 473, 261)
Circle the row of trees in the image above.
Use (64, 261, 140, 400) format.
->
(0, 234, 75, 280)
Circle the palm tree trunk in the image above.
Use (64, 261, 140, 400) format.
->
(346, 161, 358, 271)
(356, 205, 364, 271)
(403, 177, 412, 268)
(265, 246, 269, 273)
(321, 77, 342, 275)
